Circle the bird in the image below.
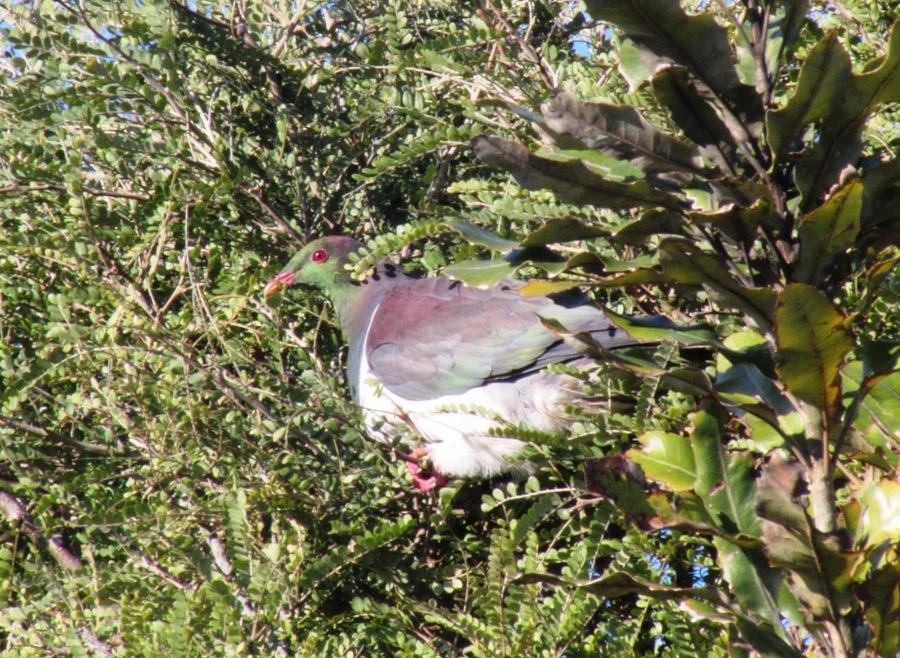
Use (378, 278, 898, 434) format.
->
(264, 236, 641, 490)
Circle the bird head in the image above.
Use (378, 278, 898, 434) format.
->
(264, 236, 363, 298)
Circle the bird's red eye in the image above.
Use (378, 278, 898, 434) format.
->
(310, 248, 329, 263)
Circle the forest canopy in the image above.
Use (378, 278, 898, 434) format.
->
(0, 1, 898, 656)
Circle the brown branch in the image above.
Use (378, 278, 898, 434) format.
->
(271, 0, 312, 58)
(243, 185, 304, 240)
(134, 552, 194, 591)
(78, 628, 115, 658)
(0, 490, 82, 570)
(0, 414, 126, 456)
(0, 181, 151, 201)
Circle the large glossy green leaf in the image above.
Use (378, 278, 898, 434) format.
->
(605, 309, 719, 345)
(796, 180, 862, 283)
(585, 0, 763, 144)
(766, 32, 853, 160)
(715, 363, 803, 444)
(775, 284, 854, 412)
(616, 37, 654, 91)
(443, 246, 567, 287)
(471, 135, 683, 210)
(691, 405, 760, 536)
(714, 538, 786, 632)
(518, 217, 606, 247)
(539, 92, 705, 177)
(443, 258, 516, 287)
(445, 218, 518, 251)
(716, 329, 776, 378)
(628, 431, 696, 491)
(532, 146, 646, 182)
(715, 332, 799, 450)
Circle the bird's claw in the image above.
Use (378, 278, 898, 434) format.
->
(403, 448, 449, 492)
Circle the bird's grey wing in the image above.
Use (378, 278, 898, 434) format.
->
(364, 277, 627, 401)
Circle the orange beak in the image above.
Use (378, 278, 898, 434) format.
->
(264, 271, 294, 298)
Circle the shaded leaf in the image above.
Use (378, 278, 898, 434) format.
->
(586, 269, 667, 288)
(659, 238, 776, 331)
(661, 367, 714, 397)
(471, 135, 683, 210)
(715, 363, 802, 448)
(862, 563, 900, 657)
(796, 180, 863, 283)
(859, 340, 900, 379)
(714, 538, 786, 633)
(691, 198, 774, 246)
(796, 21, 900, 208)
(585, 0, 763, 144)
(860, 249, 900, 311)
(732, 616, 805, 658)
(614, 209, 687, 246)
(652, 67, 740, 176)
(768, 0, 812, 79)
(856, 19, 900, 106)
(540, 91, 705, 176)
(859, 157, 900, 251)
(515, 570, 718, 604)
(519, 217, 606, 247)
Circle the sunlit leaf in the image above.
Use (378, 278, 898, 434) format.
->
(857, 479, 900, 546)
(766, 31, 852, 159)
(628, 431, 697, 491)
(775, 284, 854, 411)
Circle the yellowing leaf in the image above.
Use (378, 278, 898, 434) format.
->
(775, 284, 854, 412)
(517, 279, 581, 297)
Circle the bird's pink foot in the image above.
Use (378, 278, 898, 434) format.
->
(403, 448, 449, 492)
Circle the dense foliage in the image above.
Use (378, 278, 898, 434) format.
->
(0, 1, 897, 656)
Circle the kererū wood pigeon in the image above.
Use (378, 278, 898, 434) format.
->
(265, 236, 640, 490)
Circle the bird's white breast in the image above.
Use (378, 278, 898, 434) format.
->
(355, 349, 575, 478)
